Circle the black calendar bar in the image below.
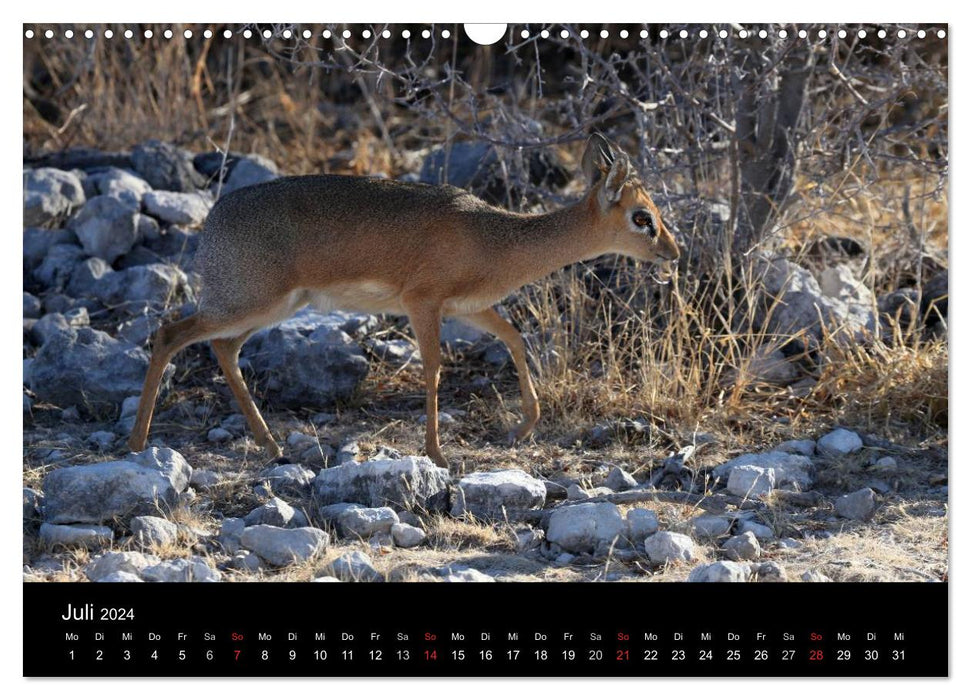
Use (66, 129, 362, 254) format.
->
(24, 582, 947, 677)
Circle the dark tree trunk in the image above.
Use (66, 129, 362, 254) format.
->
(732, 41, 814, 256)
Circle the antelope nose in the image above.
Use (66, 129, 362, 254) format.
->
(664, 224, 683, 261)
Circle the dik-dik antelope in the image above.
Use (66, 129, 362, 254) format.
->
(128, 133, 680, 469)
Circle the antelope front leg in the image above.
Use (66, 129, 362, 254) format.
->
(211, 333, 282, 460)
(459, 308, 540, 444)
(406, 302, 449, 470)
(128, 314, 212, 453)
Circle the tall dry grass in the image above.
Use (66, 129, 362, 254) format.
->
(494, 254, 947, 449)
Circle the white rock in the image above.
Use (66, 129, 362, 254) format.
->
(314, 456, 449, 512)
(99, 571, 144, 582)
(756, 257, 875, 344)
(604, 466, 638, 492)
(817, 428, 864, 457)
(418, 411, 455, 425)
(143, 190, 212, 226)
(713, 451, 814, 492)
(367, 338, 418, 367)
(688, 515, 732, 538)
(219, 413, 247, 435)
(440, 318, 485, 347)
(439, 565, 495, 582)
(39, 523, 113, 548)
(86, 430, 116, 451)
(644, 531, 696, 564)
(92, 168, 152, 205)
(329, 550, 382, 582)
(24, 168, 86, 225)
(835, 488, 877, 521)
(396, 510, 421, 527)
(240, 525, 329, 566)
(207, 427, 232, 443)
(244, 497, 298, 528)
(451, 469, 546, 519)
(69, 195, 145, 263)
(776, 439, 816, 457)
(626, 508, 659, 541)
(221, 155, 279, 195)
(42, 447, 191, 524)
(130, 515, 179, 547)
(723, 531, 761, 560)
(819, 264, 874, 307)
(132, 140, 206, 191)
(240, 315, 370, 411)
(84, 551, 161, 581)
(546, 502, 627, 554)
(391, 522, 426, 548)
(260, 464, 316, 493)
(219, 517, 245, 553)
(867, 479, 892, 495)
(738, 520, 775, 540)
(727, 465, 776, 499)
(801, 569, 832, 582)
(190, 470, 220, 488)
(119, 395, 141, 419)
(142, 556, 221, 582)
(566, 484, 590, 500)
(287, 431, 317, 450)
(319, 503, 399, 538)
(772, 463, 814, 491)
(688, 561, 751, 582)
(755, 561, 788, 582)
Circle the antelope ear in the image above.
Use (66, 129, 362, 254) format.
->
(601, 151, 632, 204)
(581, 132, 616, 186)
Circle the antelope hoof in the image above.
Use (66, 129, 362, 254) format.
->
(427, 447, 450, 471)
(262, 439, 283, 460)
(508, 420, 537, 445)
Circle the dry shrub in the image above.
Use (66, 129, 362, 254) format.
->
(423, 514, 516, 551)
(810, 336, 947, 435)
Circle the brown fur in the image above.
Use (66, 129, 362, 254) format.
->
(127, 134, 680, 469)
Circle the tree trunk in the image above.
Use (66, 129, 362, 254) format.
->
(733, 41, 813, 255)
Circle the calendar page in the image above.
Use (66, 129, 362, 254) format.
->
(22, 22, 948, 677)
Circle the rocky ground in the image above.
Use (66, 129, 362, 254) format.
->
(23, 141, 948, 584)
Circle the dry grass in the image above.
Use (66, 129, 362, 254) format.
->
(423, 514, 517, 551)
(774, 510, 947, 583)
(810, 338, 947, 436)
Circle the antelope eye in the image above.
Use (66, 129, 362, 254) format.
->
(632, 209, 656, 236)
